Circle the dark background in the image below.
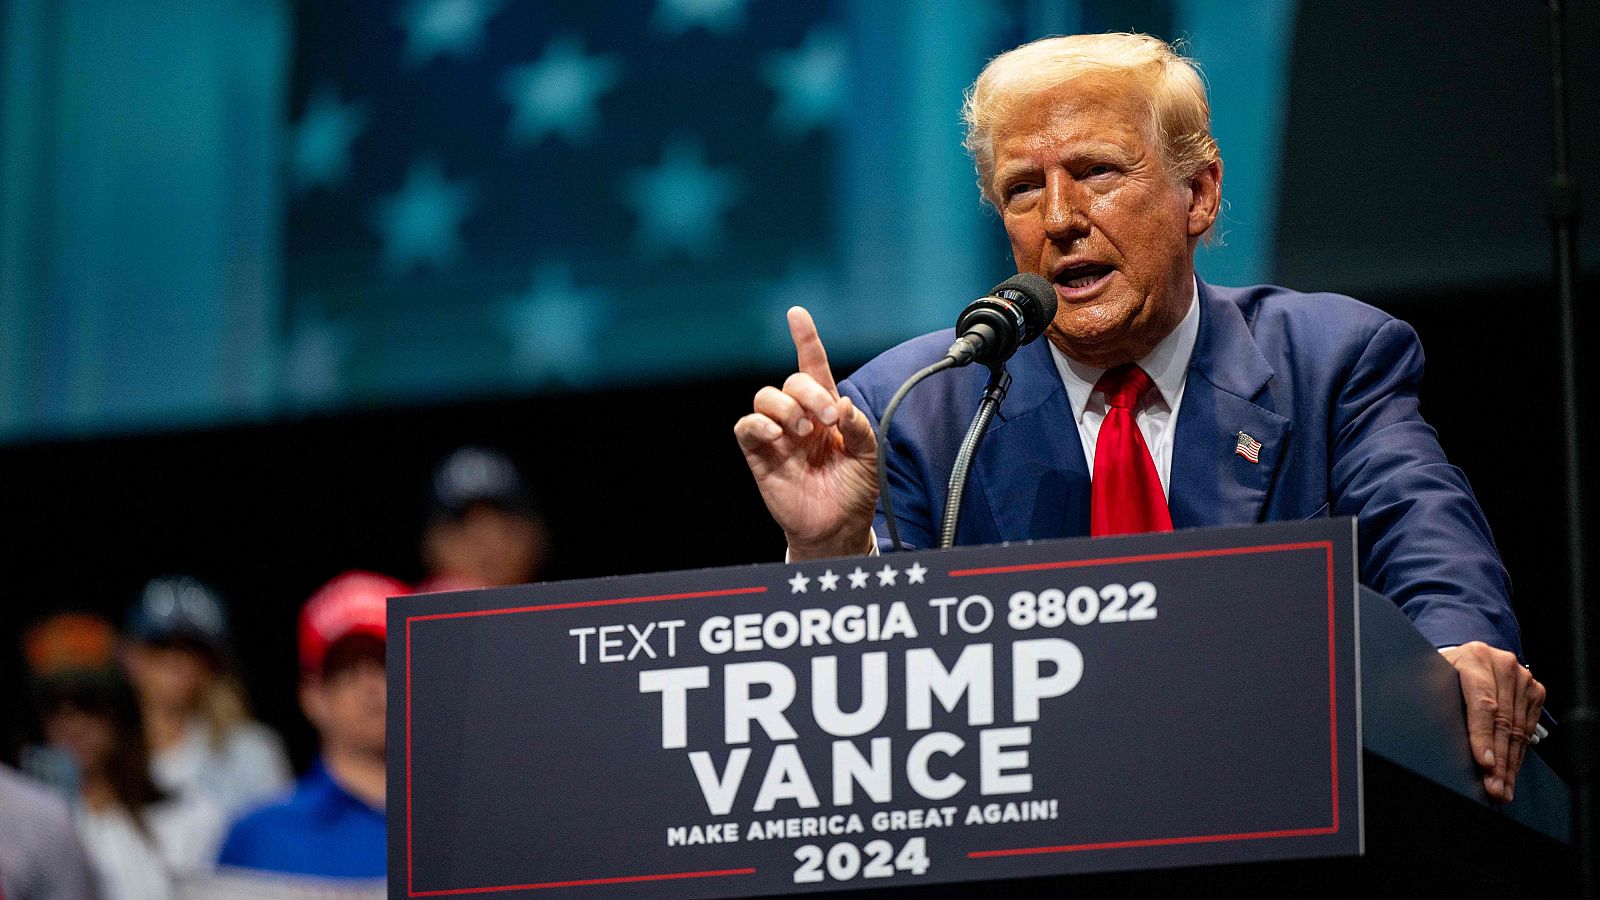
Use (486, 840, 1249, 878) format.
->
(1, 0, 1596, 801)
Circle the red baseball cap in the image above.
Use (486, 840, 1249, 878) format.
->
(298, 571, 410, 675)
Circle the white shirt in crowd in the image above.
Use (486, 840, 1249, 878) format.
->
(150, 718, 292, 817)
(77, 796, 223, 900)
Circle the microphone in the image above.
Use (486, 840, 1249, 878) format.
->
(944, 273, 1058, 367)
(875, 272, 1059, 552)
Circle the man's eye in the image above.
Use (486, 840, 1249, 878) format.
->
(1005, 182, 1039, 200)
(1084, 164, 1116, 178)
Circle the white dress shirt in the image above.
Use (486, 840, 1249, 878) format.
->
(1049, 279, 1201, 496)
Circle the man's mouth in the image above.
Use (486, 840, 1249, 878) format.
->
(1052, 262, 1115, 297)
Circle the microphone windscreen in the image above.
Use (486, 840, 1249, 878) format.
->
(989, 273, 1058, 339)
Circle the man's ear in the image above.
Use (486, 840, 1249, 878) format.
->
(1186, 158, 1223, 238)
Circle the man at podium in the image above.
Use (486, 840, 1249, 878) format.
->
(734, 33, 1545, 807)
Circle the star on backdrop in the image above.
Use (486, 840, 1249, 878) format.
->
(282, 312, 348, 407)
(622, 137, 744, 259)
(398, 0, 502, 67)
(876, 564, 899, 587)
(500, 264, 610, 383)
(502, 34, 621, 147)
(761, 256, 841, 353)
(905, 562, 927, 585)
(761, 26, 848, 137)
(373, 161, 475, 274)
(651, 0, 751, 37)
(847, 567, 870, 589)
(290, 88, 366, 191)
(817, 569, 840, 591)
(788, 571, 811, 594)
(288, 0, 848, 405)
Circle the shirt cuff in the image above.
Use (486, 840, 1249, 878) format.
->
(784, 528, 881, 562)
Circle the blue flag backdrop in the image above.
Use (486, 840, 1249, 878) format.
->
(1, 0, 1301, 439)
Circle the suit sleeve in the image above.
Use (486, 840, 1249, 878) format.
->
(1329, 318, 1522, 655)
(838, 378, 937, 552)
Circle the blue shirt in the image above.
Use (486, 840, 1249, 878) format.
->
(217, 758, 386, 879)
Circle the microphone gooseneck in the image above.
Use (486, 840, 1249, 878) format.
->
(940, 365, 1011, 549)
(876, 273, 1058, 552)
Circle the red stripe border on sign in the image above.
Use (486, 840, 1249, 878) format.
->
(404, 585, 766, 897)
(406, 868, 760, 897)
(957, 540, 1343, 859)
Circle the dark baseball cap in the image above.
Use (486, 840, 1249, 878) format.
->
(126, 576, 230, 656)
(427, 446, 536, 520)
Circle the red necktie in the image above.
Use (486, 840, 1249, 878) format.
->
(1090, 364, 1174, 536)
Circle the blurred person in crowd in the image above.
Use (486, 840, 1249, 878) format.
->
(216, 571, 408, 882)
(0, 761, 100, 900)
(26, 614, 224, 900)
(122, 575, 292, 816)
(418, 446, 549, 592)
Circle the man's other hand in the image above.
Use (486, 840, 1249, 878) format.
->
(734, 307, 879, 560)
(1439, 641, 1546, 803)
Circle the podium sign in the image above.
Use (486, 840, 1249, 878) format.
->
(388, 519, 1361, 898)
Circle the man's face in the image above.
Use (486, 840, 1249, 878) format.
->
(125, 642, 213, 712)
(302, 653, 387, 758)
(44, 706, 116, 773)
(423, 503, 547, 589)
(989, 81, 1220, 367)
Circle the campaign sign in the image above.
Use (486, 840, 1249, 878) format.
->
(388, 518, 1361, 898)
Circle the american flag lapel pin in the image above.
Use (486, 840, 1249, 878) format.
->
(1234, 431, 1263, 463)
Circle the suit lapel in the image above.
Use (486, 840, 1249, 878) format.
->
(975, 337, 1091, 541)
(1168, 281, 1291, 529)
(970, 280, 1290, 539)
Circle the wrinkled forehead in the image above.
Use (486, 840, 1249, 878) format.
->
(994, 77, 1156, 149)
(989, 79, 1159, 180)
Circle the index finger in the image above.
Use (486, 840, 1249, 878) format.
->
(788, 306, 838, 397)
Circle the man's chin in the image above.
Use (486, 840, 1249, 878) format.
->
(1049, 305, 1146, 362)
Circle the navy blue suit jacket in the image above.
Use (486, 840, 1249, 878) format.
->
(838, 279, 1522, 655)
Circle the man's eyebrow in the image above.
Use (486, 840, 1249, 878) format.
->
(1060, 139, 1139, 163)
(992, 162, 1036, 184)
(994, 138, 1139, 182)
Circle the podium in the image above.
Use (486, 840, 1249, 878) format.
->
(890, 585, 1571, 899)
(388, 519, 1571, 898)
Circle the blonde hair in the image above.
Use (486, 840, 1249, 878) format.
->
(961, 33, 1220, 207)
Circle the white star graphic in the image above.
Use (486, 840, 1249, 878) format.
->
(502, 34, 621, 147)
(398, 0, 502, 67)
(500, 264, 610, 385)
(905, 562, 928, 585)
(876, 564, 899, 587)
(290, 88, 366, 191)
(622, 137, 743, 259)
(373, 162, 474, 274)
(652, 0, 750, 36)
(788, 571, 811, 594)
(281, 310, 347, 408)
(847, 567, 870, 590)
(761, 26, 848, 138)
(817, 569, 839, 591)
